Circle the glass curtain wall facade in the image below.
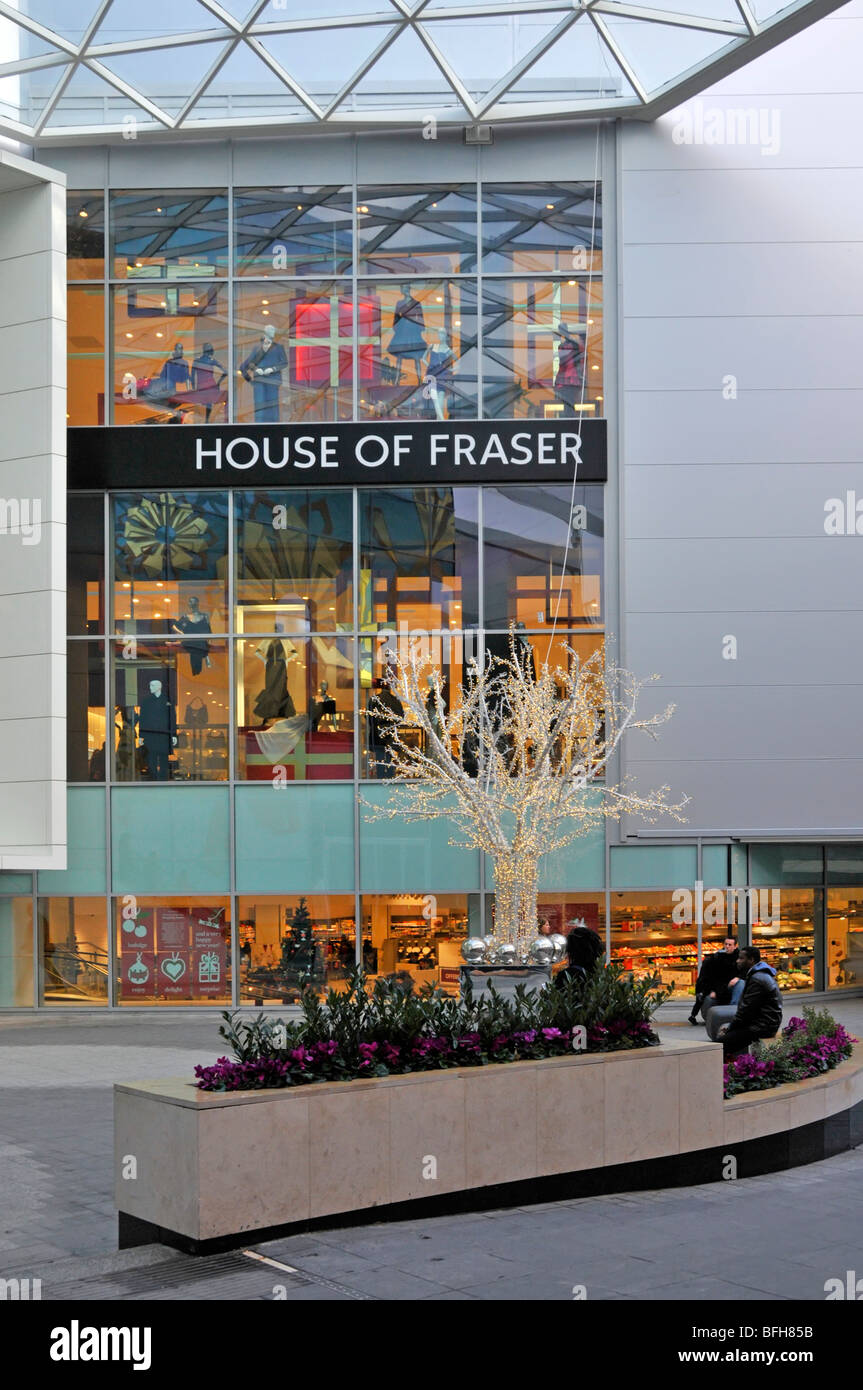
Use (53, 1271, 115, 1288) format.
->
(0, 176, 854, 1008)
(66, 183, 604, 427)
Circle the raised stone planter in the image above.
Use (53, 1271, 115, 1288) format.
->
(114, 1041, 863, 1254)
(115, 1038, 721, 1250)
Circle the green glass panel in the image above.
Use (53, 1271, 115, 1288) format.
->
(610, 845, 697, 890)
(112, 787, 230, 894)
(38, 789, 106, 895)
(236, 785, 355, 894)
(360, 787, 480, 893)
(701, 845, 729, 887)
(749, 844, 823, 887)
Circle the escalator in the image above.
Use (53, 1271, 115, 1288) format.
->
(41, 941, 110, 1003)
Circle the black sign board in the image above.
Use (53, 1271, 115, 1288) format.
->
(68, 420, 607, 490)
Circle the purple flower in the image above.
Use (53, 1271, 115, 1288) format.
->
(358, 1041, 378, 1068)
(541, 1027, 563, 1040)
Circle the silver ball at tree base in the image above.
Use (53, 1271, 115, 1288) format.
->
(494, 942, 518, 966)
(481, 935, 500, 960)
(549, 933, 568, 964)
(460, 937, 486, 966)
(529, 936, 555, 967)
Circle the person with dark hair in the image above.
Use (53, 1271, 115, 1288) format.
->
(716, 946, 783, 1059)
(688, 936, 741, 1024)
(555, 925, 604, 989)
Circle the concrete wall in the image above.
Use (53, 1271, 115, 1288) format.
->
(618, 2, 863, 838)
(0, 150, 66, 868)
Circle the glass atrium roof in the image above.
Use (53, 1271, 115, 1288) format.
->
(0, 0, 845, 142)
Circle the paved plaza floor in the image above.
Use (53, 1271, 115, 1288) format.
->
(0, 999, 861, 1301)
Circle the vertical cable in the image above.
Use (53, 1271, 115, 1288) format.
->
(544, 126, 602, 668)
(352, 486, 362, 968)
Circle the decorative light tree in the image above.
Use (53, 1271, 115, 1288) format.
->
(365, 635, 687, 966)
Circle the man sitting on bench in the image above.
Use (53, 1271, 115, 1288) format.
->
(716, 946, 783, 1059)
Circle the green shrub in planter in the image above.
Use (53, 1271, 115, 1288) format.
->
(723, 1007, 856, 1099)
(196, 964, 670, 1091)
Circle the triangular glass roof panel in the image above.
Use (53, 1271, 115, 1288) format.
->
(96, 40, 232, 116)
(90, 0, 226, 47)
(421, 0, 526, 9)
(15, 1, 110, 46)
(349, 22, 469, 110)
(204, 0, 252, 20)
(257, 26, 396, 106)
(41, 63, 155, 129)
(203, 41, 310, 118)
(600, 16, 742, 93)
(256, 0, 401, 18)
(421, 11, 577, 103)
(614, 0, 745, 21)
(0, 14, 68, 63)
(500, 15, 637, 106)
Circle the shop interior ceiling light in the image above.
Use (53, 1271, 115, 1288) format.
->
(0, 0, 845, 143)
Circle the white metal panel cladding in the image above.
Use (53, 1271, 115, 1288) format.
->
(617, 26, 863, 837)
(0, 150, 67, 868)
(0, 0, 847, 142)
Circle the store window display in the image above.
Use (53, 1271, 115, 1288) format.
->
(235, 281, 355, 423)
(361, 893, 470, 992)
(357, 186, 478, 275)
(358, 279, 477, 421)
(359, 635, 464, 779)
(237, 894, 355, 1003)
(112, 284, 229, 425)
(235, 489, 353, 630)
(359, 485, 479, 632)
(110, 191, 229, 279)
(38, 897, 108, 1006)
(115, 897, 231, 1006)
(611, 892, 703, 1000)
(480, 183, 602, 275)
(482, 278, 603, 419)
(484, 485, 603, 631)
(68, 285, 105, 425)
(236, 636, 354, 780)
(234, 187, 353, 277)
(827, 890, 863, 989)
(113, 491, 228, 635)
(67, 192, 105, 280)
(67, 641, 106, 782)
(750, 889, 818, 993)
(111, 639, 229, 783)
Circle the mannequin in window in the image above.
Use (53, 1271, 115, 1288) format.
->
(115, 706, 137, 782)
(423, 328, 455, 421)
(253, 622, 298, 725)
(239, 324, 287, 423)
(138, 679, 177, 781)
(172, 595, 212, 675)
(367, 676, 403, 778)
(554, 322, 585, 417)
(159, 342, 191, 394)
(190, 341, 228, 422)
(311, 679, 337, 732)
(387, 285, 426, 385)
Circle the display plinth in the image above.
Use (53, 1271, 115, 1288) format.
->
(459, 963, 552, 1000)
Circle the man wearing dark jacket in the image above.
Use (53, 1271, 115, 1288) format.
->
(688, 937, 740, 1024)
(717, 946, 783, 1058)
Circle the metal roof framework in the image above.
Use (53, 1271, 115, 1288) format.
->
(0, 0, 848, 142)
